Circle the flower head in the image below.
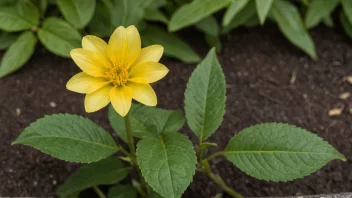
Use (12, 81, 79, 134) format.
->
(66, 25, 169, 117)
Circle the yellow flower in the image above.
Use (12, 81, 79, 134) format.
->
(66, 25, 169, 117)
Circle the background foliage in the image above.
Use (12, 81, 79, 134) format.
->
(0, 0, 352, 77)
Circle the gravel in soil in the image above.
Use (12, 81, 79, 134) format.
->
(0, 26, 351, 197)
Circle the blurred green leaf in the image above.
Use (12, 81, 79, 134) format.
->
(141, 26, 201, 63)
(255, 0, 274, 24)
(142, 0, 166, 9)
(195, 15, 219, 36)
(222, 0, 249, 26)
(341, 0, 352, 24)
(305, 0, 339, 29)
(0, 31, 36, 78)
(110, 0, 145, 27)
(33, 0, 48, 16)
(270, 0, 316, 59)
(205, 35, 222, 52)
(0, 0, 17, 6)
(0, 32, 18, 50)
(38, 17, 81, 57)
(57, 0, 96, 29)
(169, 0, 232, 32)
(57, 157, 128, 198)
(87, 0, 114, 37)
(340, 10, 352, 39)
(0, 0, 39, 32)
(144, 8, 168, 24)
(323, 16, 334, 28)
(108, 184, 137, 198)
(222, 0, 256, 33)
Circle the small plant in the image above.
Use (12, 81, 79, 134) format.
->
(12, 25, 346, 198)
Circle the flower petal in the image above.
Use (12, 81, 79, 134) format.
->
(125, 25, 141, 67)
(129, 45, 163, 70)
(107, 26, 141, 68)
(128, 61, 169, 83)
(85, 85, 113, 113)
(66, 72, 109, 94)
(108, 26, 127, 66)
(82, 35, 109, 61)
(127, 82, 157, 106)
(70, 48, 108, 77)
(110, 85, 133, 117)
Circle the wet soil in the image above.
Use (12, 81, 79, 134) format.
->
(0, 26, 352, 197)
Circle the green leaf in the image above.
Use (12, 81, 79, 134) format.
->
(144, 8, 169, 24)
(342, 0, 352, 24)
(0, 0, 39, 32)
(224, 123, 346, 182)
(0, 31, 36, 78)
(169, 0, 232, 32)
(108, 104, 185, 142)
(108, 184, 137, 198)
(222, 0, 249, 26)
(142, 0, 166, 9)
(340, 10, 352, 39)
(305, 0, 339, 29)
(12, 114, 118, 163)
(270, 0, 316, 59)
(0, 32, 18, 50)
(195, 15, 219, 37)
(57, 0, 96, 29)
(222, 0, 256, 33)
(141, 26, 201, 63)
(38, 17, 81, 57)
(110, 0, 145, 27)
(87, 0, 114, 38)
(0, 0, 17, 6)
(57, 157, 128, 198)
(255, 0, 274, 24)
(136, 132, 197, 198)
(323, 16, 334, 28)
(33, 0, 48, 16)
(205, 35, 222, 53)
(184, 48, 226, 140)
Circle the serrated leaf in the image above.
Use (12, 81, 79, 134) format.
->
(255, 0, 273, 24)
(0, 31, 36, 78)
(57, 157, 128, 198)
(144, 8, 169, 24)
(270, 0, 316, 59)
(0, 0, 39, 32)
(38, 17, 81, 57)
(340, 10, 352, 39)
(0, 32, 18, 50)
(195, 15, 219, 37)
(110, 0, 145, 27)
(108, 104, 185, 142)
(184, 48, 226, 140)
(224, 123, 346, 182)
(87, 0, 114, 38)
(141, 26, 201, 63)
(305, 0, 338, 29)
(108, 184, 137, 198)
(169, 0, 232, 32)
(222, 0, 256, 33)
(57, 0, 96, 29)
(136, 132, 197, 198)
(222, 0, 249, 26)
(342, 0, 352, 24)
(12, 114, 118, 163)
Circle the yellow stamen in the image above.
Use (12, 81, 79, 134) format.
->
(105, 64, 129, 86)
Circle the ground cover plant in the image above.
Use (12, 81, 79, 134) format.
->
(2, 0, 352, 78)
(11, 25, 346, 198)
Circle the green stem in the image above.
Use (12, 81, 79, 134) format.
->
(206, 172, 243, 198)
(203, 151, 225, 162)
(92, 186, 106, 198)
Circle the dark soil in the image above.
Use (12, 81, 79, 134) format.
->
(1, 26, 352, 197)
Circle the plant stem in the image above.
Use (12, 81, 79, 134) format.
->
(124, 113, 148, 198)
(92, 186, 106, 198)
(203, 151, 225, 162)
(206, 172, 243, 198)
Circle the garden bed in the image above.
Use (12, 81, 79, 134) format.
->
(0, 26, 351, 197)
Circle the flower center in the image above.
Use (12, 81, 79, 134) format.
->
(105, 65, 129, 86)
